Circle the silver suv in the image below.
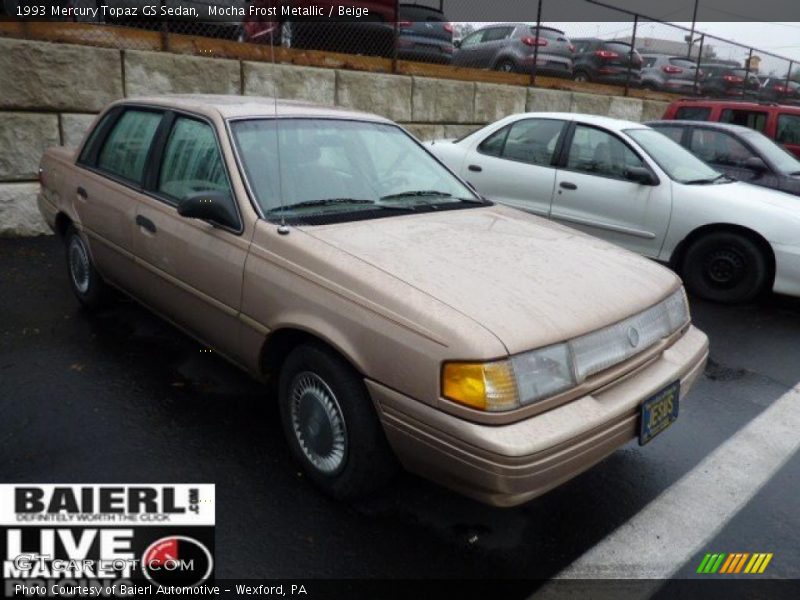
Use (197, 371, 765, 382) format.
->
(453, 23, 573, 77)
(641, 54, 702, 94)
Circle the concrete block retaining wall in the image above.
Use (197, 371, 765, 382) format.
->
(0, 37, 669, 236)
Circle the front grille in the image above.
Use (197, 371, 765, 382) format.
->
(568, 289, 689, 382)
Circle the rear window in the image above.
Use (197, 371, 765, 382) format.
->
(720, 109, 767, 132)
(530, 28, 567, 41)
(777, 114, 800, 145)
(669, 58, 695, 68)
(675, 106, 711, 121)
(605, 42, 633, 53)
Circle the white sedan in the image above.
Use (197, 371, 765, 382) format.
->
(425, 113, 800, 304)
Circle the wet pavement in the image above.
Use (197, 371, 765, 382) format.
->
(1, 235, 799, 589)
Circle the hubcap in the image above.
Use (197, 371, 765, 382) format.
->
(289, 372, 347, 475)
(500, 62, 513, 72)
(704, 247, 746, 288)
(68, 236, 91, 294)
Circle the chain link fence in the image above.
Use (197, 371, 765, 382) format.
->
(2, 0, 799, 102)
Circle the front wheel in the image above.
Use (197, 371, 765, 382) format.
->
(681, 232, 769, 304)
(278, 343, 396, 500)
(65, 226, 110, 310)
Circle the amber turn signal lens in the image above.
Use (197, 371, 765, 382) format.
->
(442, 361, 519, 412)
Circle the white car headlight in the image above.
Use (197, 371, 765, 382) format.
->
(511, 343, 576, 406)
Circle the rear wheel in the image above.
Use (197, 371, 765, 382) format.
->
(65, 226, 110, 310)
(573, 70, 591, 82)
(278, 343, 396, 500)
(495, 59, 516, 73)
(681, 231, 769, 304)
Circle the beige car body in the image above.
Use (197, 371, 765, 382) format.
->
(37, 95, 709, 507)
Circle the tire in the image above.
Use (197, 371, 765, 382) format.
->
(495, 59, 516, 73)
(65, 226, 110, 310)
(681, 231, 769, 304)
(573, 70, 591, 83)
(278, 343, 396, 500)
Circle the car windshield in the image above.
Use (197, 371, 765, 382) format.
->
(230, 119, 480, 221)
(742, 131, 800, 174)
(626, 128, 725, 184)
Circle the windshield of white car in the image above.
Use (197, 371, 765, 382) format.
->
(741, 131, 800, 175)
(230, 118, 483, 221)
(626, 128, 726, 184)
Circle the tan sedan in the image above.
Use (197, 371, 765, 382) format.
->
(37, 95, 709, 506)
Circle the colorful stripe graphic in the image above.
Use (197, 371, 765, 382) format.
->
(697, 552, 773, 574)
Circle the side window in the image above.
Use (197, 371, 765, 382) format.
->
(501, 119, 564, 166)
(482, 27, 512, 42)
(459, 30, 484, 48)
(477, 126, 510, 157)
(720, 109, 767, 132)
(654, 126, 685, 145)
(777, 114, 800, 145)
(97, 110, 162, 183)
(157, 117, 231, 201)
(689, 129, 753, 166)
(77, 110, 116, 164)
(675, 106, 711, 121)
(567, 125, 644, 179)
(642, 56, 657, 68)
(574, 41, 590, 54)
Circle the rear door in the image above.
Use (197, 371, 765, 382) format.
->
(550, 123, 671, 257)
(132, 112, 250, 361)
(458, 117, 567, 216)
(74, 107, 164, 291)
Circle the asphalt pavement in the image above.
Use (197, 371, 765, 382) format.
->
(1, 235, 799, 593)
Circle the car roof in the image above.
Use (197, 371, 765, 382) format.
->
(647, 120, 758, 135)
(501, 112, 649, 132)
(114, 94, 392, 123)
(670, 98, 800, 112)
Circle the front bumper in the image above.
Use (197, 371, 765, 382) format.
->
(368, 325, 708, 507)
(772, 242, 800, 297)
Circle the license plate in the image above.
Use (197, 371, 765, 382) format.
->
(639, 381, 680, 445)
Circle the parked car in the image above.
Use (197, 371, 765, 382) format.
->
(452, 23, 573, 77)
(700, 64, 761, 97)
(426, 113, 800, 304)
(759, 78, 800, 102)
(571, 38, 642, 85)
(395, 3, 454, 64)
(662, 98, 800, 158)
(640, 54, 702, 94)
(242, 0, 396, 56)
(648, 120, 800, 197)
(37, 96, 708, 507)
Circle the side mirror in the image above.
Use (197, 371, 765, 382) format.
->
(177, 191, 239, 230)
(625, 166, 657, 185)
(744, 156, 769, 173)
(453, 39, 462, 49)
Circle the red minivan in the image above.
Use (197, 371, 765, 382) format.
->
(662, 99, 800, 158)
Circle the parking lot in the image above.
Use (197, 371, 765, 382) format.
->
(2, 234, 799, 590)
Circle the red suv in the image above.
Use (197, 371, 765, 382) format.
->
(662, 99, 800, 158)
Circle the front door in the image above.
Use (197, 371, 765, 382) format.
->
(550, 123, 671, 258)
(132, 113, 250, 362)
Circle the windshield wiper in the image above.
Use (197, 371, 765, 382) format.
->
(267, 198, 375, 212)
(380, 190, 454, 200)
(683, 174, 731, 185)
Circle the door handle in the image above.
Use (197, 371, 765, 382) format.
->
(76, 186, 87, 199)
(559, 181, 578, 190)
(135, 215, 157, 234)
(468, 164, 483, 172)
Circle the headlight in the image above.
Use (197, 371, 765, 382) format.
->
(442, 344, 574, 412)
(442, 288, 689, 413)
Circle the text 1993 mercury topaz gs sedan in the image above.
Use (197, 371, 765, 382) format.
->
(37, 96, 708, 506)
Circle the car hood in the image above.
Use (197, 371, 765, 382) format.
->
(302, 204, 680, 354)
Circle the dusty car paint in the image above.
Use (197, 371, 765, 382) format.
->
(37, 95, 708, 506)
